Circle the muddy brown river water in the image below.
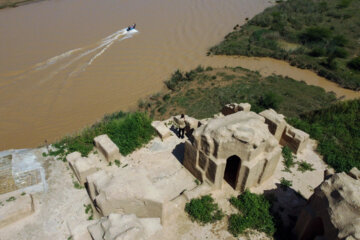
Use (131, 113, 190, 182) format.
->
(0, 0, 358, 150)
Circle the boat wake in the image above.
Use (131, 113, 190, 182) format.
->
(0, 28, 138, 88)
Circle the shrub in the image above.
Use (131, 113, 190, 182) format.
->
(309, 47, 325, 57)
(280, 177, 292, 189)
(282, 146, 295, 171)
(228, 190, 275, 236)
(297, 161, 315, 172)
(205, 66, 213, 71)
(162, 94, 170, 102)
(347, 57, 360, 71)
(332, 35, 348, 47)
(195, 65, 204, 72)
(114, 159, 121, 167)
(300, 27, 331, 43)
(185, 195, 224, 224)
(258, 92, 283, 110)
(331, 47, 348, 58)
(337, 0, 352, 8)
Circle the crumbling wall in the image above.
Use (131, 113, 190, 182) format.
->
(294, 168, 360, 240)
(260, 109, 309, 154)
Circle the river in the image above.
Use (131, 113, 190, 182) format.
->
(0, 0, 358, 150)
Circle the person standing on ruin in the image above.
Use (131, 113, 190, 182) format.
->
(178, 114, 186, 139)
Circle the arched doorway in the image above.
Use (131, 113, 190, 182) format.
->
(224, 155, 241, 189)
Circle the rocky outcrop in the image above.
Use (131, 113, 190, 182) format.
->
(294, 169, 360, 240)
(183, 110, 281, 191)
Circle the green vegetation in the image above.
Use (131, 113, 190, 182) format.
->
(114, 159, 121, 167)
(0, 0, 37, 9)
(288, 99, 360, 172)
(141, 67, 336, 120)
(185, 195, 224, 224)
(84, 204, 94, 220)
(48, 112, 154, 161)
(6, 196, 16, 202)
(194, 179, 201, 185)
(21, 192, 26, 196)
(280, 177, 293, 189)
(73, 181, 84, 189)
(210, 0, 360, 90)
(297, 161, 315, 172)
(282, 146, 295, 172)
(228, 190, 275, 236)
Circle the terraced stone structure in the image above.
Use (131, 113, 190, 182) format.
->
(183, 110, 282, 191)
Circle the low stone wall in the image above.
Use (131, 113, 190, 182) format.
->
(0, 193, 34, 228)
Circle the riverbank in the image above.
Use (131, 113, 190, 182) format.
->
(210, 0, 360, 91)
(0, 0, 40, 9)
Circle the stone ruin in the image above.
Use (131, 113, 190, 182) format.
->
(183, 110, 282, 191)
(71, 213, 162, 240)
(181, 103, 311, 191)
(294, 167, 360, 240)
(259, 109, 309, 154)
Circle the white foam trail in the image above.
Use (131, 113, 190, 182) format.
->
(35, 48, 82, 70)
(19, 28, 138, 84)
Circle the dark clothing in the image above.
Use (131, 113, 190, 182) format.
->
(179, 128, 185, 139)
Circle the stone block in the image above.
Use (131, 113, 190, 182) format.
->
(151, 121, 171, 140)
(72, 156, 98, 185)
(70, 220, 96, 240)
(281, 125, 309, 154)
(0, 193, 34, 228)
(349, 167, 360, 180)
(93, 134, 120, 162)
(259, 109, 287, 142)
(86, 170, 112, 200)
(66, 151, 81, 165)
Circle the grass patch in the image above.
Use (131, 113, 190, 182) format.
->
(209, 0, 360, 90)
(114, 159, 121, 167)
(49, 112, 154, 160)
(282, 146, 295, 172)
(280, 177, 292, 189)
(288, 99, 360, 172)
(228, 190, 275, 236)
(84, 204, 94, 220)
(297, 161, 315, 172)
(6, 196, 16, 202)
(185, 195, 224, 224)
(73, 181, 84, 189)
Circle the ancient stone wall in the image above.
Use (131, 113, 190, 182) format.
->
(183, 110, 281, 191)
